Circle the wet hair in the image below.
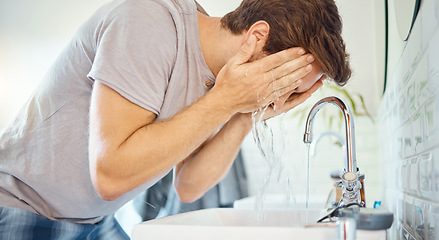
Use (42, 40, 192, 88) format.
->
(221, 0, 351, 86)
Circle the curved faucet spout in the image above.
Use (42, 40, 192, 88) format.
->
(303, 96, 357, 175)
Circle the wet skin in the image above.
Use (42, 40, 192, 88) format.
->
(295, 61, 324, 93)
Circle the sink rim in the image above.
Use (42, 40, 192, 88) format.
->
(140, 208, 325, 227)
(131, 208, 387, 240)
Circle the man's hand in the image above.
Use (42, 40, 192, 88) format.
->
(252, 77, 324, 122)
(211, 34, 317, 115)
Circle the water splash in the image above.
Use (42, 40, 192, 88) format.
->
(251, 104, 296, 224)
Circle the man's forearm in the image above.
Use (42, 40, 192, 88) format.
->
(89, 84, 238, 201)
(173, 113, 252, 202)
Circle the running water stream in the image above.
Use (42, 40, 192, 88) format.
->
(305, 142, 311, 224)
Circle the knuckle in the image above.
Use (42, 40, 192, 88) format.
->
(239, 47, 248, 57)
(270, 54, 283, 68)
(295, 55, 310, 66)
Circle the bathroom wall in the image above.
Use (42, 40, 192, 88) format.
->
(0, 0, 109, 127)
(380, 0, 439, 239)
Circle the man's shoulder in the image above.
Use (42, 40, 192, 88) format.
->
(115, 0, 196, 15)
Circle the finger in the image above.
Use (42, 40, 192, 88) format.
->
(272, 90, 292, 111)
(276, 78, 303, 97)
(228, 35, 257, 66)
(253, 47, 307, 73)
(265, 89, 309, 120)
(284, 92, 313, 111)
(266, 63, 311, 91)
(286, 92, 302, 102)
(261, 78, 303, 107)
(265, 54, 315, 81)
(286, 79, 323, 102)
(283, 87, 319, 110)
(305, 78, 324, 95)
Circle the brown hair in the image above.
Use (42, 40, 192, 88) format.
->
(221, 0, 351, 86)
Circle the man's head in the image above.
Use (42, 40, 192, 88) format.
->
(221, 0, 351, 90)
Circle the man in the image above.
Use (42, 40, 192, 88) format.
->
(0, 0, 350, 238)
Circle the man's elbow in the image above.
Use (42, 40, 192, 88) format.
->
(174, 182, 205, 203)
(96, 188, 121, 202)
(91, 170, 124, 201)
(177, 192, 200, 204)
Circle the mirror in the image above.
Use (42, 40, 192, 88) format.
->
(393, 0, 421, 41)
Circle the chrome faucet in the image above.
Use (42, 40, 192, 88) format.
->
(303, 96, 364, 207)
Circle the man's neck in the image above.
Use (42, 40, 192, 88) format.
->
(197, 12, 243, 77)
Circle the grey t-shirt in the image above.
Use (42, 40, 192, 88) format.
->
(0, 0, 215, 224)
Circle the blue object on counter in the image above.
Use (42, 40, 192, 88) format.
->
(374, 201, 382, 209)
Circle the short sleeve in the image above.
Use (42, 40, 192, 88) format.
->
(88, 1, 177, 114)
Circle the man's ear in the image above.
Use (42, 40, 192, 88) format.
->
(243, 20, 270, 57)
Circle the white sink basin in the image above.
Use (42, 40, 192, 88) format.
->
(233, 194, 328, 209)
(131, 208, 386, 240)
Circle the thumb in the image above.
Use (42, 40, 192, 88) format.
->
(272, 91, 292, 111)
(229, 35, 257, 66)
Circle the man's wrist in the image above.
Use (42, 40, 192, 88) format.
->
(229, 113, 253, 133)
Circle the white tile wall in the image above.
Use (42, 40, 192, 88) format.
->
(379, 0, 439, 239)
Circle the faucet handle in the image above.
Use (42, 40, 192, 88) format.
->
(338, 171, 363, 207)
(343, 172, 357, 181)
